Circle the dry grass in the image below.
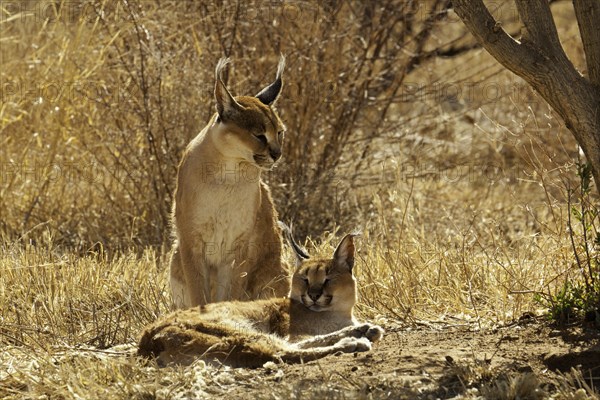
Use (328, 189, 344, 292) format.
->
(1, 0, 597, 398)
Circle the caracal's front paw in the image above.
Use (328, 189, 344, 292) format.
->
(365, 324, 384, 342)
(349, 323, 385, 342)
(335, 337, 372, 353)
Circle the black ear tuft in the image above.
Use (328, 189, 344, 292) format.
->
(278, 221, 309, 267)
(256, 55, 285, 106)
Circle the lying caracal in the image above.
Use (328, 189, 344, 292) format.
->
(170, 56, 289, 308)
(139, 232, 384, 367)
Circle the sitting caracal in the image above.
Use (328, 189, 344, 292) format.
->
(139, 232, 384, 367)
(170, 56, 289, 308)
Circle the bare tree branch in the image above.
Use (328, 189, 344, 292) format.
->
(514, 0, 565, 57)
(453, 0, 600, 195)
(573, 0, 600, 86)
(451, 0, 548, 78)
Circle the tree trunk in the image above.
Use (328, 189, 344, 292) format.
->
(452, 0, 600, 194)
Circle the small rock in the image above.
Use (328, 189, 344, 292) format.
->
(274, 369, 284, 382)
(263, 361, 278, 372)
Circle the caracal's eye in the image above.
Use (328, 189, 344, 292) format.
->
(254, 134, 267, 145)
(323, 278, 331, 286)
(302, 277, 309, 285)
(277, 131, 284, 141)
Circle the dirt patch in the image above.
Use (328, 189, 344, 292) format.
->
(1, 319, 599, 399)
(545, 350, 600, 375)
(216, 319, 600, 399)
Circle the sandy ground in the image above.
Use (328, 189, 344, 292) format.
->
(1, 318, 598, 399)
(212, 318, 600, 399)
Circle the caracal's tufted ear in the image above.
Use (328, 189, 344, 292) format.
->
(255, 55, 285, 106)
(214, 58, 243, 121)
(333, 233, 359, 272)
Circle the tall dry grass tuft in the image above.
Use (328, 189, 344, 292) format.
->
(0, 240, 170, 350)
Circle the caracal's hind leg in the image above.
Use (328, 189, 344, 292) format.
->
(294, 324, 384, 349)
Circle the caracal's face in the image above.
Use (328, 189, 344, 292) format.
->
(213, 97, 285, 171)
(290, 258, 357, 313)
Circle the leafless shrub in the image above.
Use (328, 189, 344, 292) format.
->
(2, 0, 492, 247)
